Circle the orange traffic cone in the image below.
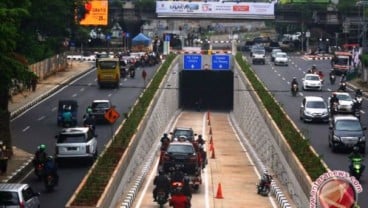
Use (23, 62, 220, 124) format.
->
(215, 183, 224, 199)
(209, 142, 214, 151)
(209, 136, 213, 144)
(207, 111, 211, 121)
(211, 148, 216, 159)
(209, 127, 212, 135)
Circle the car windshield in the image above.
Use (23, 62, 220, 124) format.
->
(254, 50, 265, 55)
(306, 101, 326, 109)
(167, 144, 195, 154)
(336, 94, 352, 101)
(98, 61, 117, 69)
(306, 76, 320, 81)
(58, 133, 86, 143)
(0, 191, 19, 205)
(174, 130, 193, 138)
(276, 53, 287, 58)
(335, 120, 362, 131)
(92, 102, 109, 109)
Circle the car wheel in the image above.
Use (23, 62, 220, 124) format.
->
(331, 145, 336, 153)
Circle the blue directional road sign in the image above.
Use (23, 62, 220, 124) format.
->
(183, 55, 202, 70)
(212, 55, 230, 70)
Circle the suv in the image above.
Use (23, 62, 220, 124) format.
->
(55, 127, 98, 163)
(171, 127, 195, 142)
(328, 115, 366, 153)
(160, 141, 200, 175)
(251, 48, 266, 65)
(299, 96, 329, 123)
(0, 183, 40, 208)
(90, 100, 112, 123)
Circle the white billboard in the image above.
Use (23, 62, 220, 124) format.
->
(156, 1, 275, 19)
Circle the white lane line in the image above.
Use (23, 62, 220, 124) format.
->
(72, 93, 77, 97)
(37, 116, 45, 121)
(282, 77, 285, 81)
(202, 113, 210, 208)
(88, 83, 92, 86)
(22, 126, 30, 132)
(80, 88, 85, 92)
(278, 74, 281, 77)
(135, 158, 160, 207)
(108, 93, 112, 97)
(51, 107, 57, 112)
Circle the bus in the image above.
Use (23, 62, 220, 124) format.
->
(96, 58, 120, 88)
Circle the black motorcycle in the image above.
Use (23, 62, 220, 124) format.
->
(44, 173, 57, 191)
(329, 73, 336, 85)
(34, 162, 45, 180)
(291, 84, 298, 97)
(155, 189, 169, 208)
(338, 81, 347, 92)
(349, 157, 364, 180)
(257, 173, 272, 196)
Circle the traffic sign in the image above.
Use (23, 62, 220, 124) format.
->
(183, 55, 202, 70)
(104, 107, 120, 124)
(212, 55, 230, 70)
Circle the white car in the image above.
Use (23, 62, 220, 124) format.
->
(299, 96, 329, 123)
(274, 52, 289, 66)
(270, 48, 282, 62)
(328, 92, 354, 113)
(302, 74, 322, 91)
(55, 127, 98, 163)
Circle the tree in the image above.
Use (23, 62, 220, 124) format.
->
(0, 1, 31, 154)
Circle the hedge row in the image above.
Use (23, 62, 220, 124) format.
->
(71, 54, 177, 206)
(235, 52, 327, 180)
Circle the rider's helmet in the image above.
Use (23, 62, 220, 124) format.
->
(332, 92, 337, 97)
(353, 146, 360, 154)
(47, 156, 53, 161)
(163, 133, 168, 137)
(38, 144, 46, 152)
(86, 106, 92, 114)
(312, 64, 316, 69)
(158, 168, 164, 175)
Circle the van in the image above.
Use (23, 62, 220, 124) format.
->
(0, 183, 40, 208)
(96, 58, 120, 88)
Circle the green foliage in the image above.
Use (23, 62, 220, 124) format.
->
(72, 54, 176, 206)
(134, 0, 156, 12)
(235, 52, 327, 180)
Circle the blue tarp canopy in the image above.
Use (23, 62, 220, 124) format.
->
(132, 33, 151, 46)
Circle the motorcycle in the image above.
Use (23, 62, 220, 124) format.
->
(34, 162, 45, 180)
(291, 84, 298, 97)
(129, 69, 135, 78)
(338, 81, 347, 92)
(155, 189, 169, 208)
(329, 73, 336, 85)
(349, 157, 364, 180)
(330, 102, 339, 117)
(257, 173, 272, 196)
(353, 97, 363, 119)
(44, 173, 57, 191)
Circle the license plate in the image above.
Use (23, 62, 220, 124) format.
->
(67, 147, 77, 151)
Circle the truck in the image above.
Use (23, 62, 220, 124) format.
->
(331, 51, 352, 75)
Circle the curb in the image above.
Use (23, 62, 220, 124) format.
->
(10, 65, 94, 120)
(303, 55, 332, 61)
(1, 158, 33, 183)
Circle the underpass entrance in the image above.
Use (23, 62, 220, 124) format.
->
(178, 53, 234, 110)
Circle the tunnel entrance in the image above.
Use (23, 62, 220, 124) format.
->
(179, 70, 234, 111)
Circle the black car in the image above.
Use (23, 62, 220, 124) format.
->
(90, 99, 112, 123)
(328, 115, 366, 154)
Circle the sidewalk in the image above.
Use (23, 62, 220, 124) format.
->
(1, 60, 94, 183)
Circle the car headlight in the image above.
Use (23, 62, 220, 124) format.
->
(359, 136, 365, 142)
(333, 135, 341, 142)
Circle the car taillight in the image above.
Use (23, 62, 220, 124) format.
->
(20, 201, 25, 208)
(86, 145, 90, 153)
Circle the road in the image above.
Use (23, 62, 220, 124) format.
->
(129, 111, 277, 208)
(10, 65, 158, 208)
(247, 52, 368, 207)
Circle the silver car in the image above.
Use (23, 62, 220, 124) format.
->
(302, 74, 322, 91)
(0, 183, 40, 208)
(55, 127, 98, 163)
(299, 96, 329, 123)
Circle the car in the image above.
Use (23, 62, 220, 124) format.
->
(90, 99, 112, 123)
(302, 74, 322, 91)
(160, 141, 200, 175)
(250, 44, 265, 57)
(299, 96, 329, 123)
(328, 92, 354, 113)
(328, 115, 366, 153)
(274, 52, 289, 66)
(170, 127, 196, 142)
(251, 49, 266, 65)
(0, 183, 40, 208)
(55, 127, 98, 163)
(270, 48, 282, 62)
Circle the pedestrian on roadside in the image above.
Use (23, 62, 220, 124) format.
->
(31, 72, 38, 92)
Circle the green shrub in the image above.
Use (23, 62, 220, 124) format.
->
(235, 53, 327, 180)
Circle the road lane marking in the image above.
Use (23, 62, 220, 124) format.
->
(108, 93, 112, 97)
(72, 93, 77, 97)
(80, 88, 85, 91)
(51, 107, 57, 112)
(37, 116, 45, 121)
(88, 83, 92, 86)
(22, 126, 30, 132)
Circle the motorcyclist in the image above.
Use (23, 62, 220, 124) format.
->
(196, 135, 205, 146)
(338, 80, 347, 91)
(349, 146, 365, 174)
(329, 69, 336, 84)
(33, 144, 47, 165)
(356, 89, 363, 97)
(329, 92, 339, 115)
(318, 71, 324, 83)
(128, 65, 135, 78)
(62, 105, 73, 125)
(169, 187, 191, 208)
(259, 170, 273, 190)
(160, 133, 170, 151)
(290, 77, 299, 92)
(310, 64, 318, 74)
(44, 156, 59, 185)
(153, 169, 170, 202)
(181, 176, 192, 200)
